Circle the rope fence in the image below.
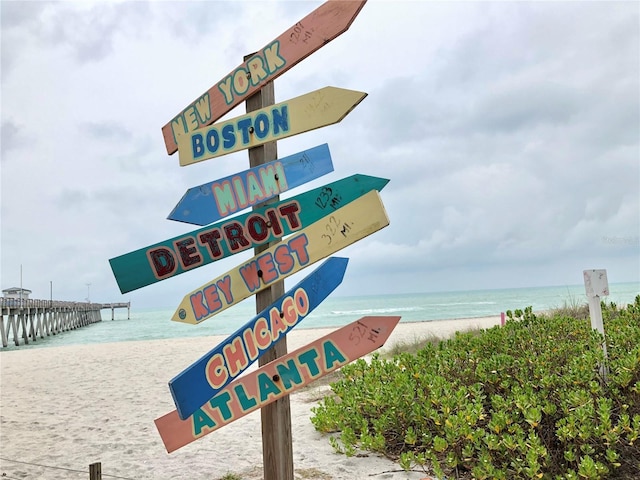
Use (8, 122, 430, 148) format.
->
(0, 458, 135, 480)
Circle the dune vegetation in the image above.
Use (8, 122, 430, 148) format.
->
(311, 297, 640, 479)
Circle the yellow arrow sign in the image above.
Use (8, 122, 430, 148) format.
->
(177, 86, 367, 167)
(172, 189, 389, 325)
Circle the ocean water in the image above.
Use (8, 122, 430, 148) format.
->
(2, 282, 638, 351)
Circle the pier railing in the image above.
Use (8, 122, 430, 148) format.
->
(0, 299, 131, 348)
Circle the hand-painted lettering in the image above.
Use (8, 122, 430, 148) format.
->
(288, 235, 310, 265)
(200, 289, 320, 394)
(234, 383, 257, 411)
(254, 317, 271, 350)
(274, 243, 294, 274)
(191, 276, 233, 322)
(298, 348, 320, 377)
(175, 237, 202, 269)
(223, 337, 249, 378)
(190, 292, 209, 322)
(144, 200, 303, 289)
(205, 354, 228, 390)
(239, 262, 261, 292)
(262, 41, 285, 73)
(257, 372, 281, 402)
(294, 287, 310, 318)
(203, 284, 222, 313)
(192, 409, 216, 437)
(198, 229, 223, 259)
(210, 162, 289, 218)
(257, 253, 278, 284)
(216, 276, 233, 304)
(239, 234, 309, 291)
(246, 214, 269, 242)
(224, 222, 250, 251)
(147, 247, 177, 279)
(212, 181, 235, 215)
(170, 92, 211, 145)
(246, 172, 265, 204)
(276, 358, 303, 389)
(323, 340, 348, 370)
(266, 209, 284, 236)
(269, 307, 287, 342)
(237, 118, 252, 144)
(232, 177, 248, 208)
(278, 202, 301, 229)
(217, 41, 286, 105)
(189, 105, 290, 160)
(208, 391, 233, 422)
(243, 327, 259, 361)
(222, 124, 235, 149)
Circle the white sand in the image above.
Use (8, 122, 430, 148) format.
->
(0, 316, 501, 480)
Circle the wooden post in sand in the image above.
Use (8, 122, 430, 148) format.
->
(245, 67, 294, 480)
(89, 462, 102, 480)
(583, 269, 610, 379)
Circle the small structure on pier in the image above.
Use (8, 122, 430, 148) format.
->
(2, 287, 32, 302)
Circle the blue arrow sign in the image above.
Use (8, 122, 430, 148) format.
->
(168, 144, 333, 226)
(169, 256, 349, 420)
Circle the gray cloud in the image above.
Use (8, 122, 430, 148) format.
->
(1, 1, 637, 307)
(0, 119, 28, 158)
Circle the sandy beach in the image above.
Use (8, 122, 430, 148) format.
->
(0, 316, 501, 480)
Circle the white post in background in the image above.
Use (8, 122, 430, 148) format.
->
(583, 269, 610, 380)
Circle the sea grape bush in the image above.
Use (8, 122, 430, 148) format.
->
(311, 297, 640, 479)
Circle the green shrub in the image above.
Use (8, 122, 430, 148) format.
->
(311, 297, 640, 479)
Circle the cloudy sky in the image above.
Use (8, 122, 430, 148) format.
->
(1, 0, 638, 309)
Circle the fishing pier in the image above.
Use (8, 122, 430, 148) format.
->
(0, 299, 131, 348)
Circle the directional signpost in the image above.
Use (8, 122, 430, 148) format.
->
(170, 257, 348, 420)
(177, 87, 367, 166)
(155, 315, 401, 453)
(168, 144, 334, 226)
(106, 1, 385, 478)
(161, 0, 367, 155)
(172, 189, 389, 325)
(109, 175, 388, 294)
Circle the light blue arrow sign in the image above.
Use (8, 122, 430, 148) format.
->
(168, 144, 333, 226)
(169, 256, 348, 420)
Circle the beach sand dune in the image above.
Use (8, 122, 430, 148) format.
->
(0, 317, 500, 480)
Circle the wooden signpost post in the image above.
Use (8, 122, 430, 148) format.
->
(169, 256, 349, 420)
(177, 87, 367, 166)
(109, 2, 377, 479)
(109, 175, 389, 294)
(168, 143, 334, 225)
(161, 0, 367, 155)
(171, 190, 389, 325)
(155, 316, 401, 453)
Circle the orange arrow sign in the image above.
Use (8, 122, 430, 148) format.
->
(155, 316, 400, 453)
(161, 0, 367, 155)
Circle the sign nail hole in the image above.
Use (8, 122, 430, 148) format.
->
(272, 374, 280, 382)
(257, 270, 264, 278)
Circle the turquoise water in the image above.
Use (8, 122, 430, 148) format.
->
(2, 282, 638, 350)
